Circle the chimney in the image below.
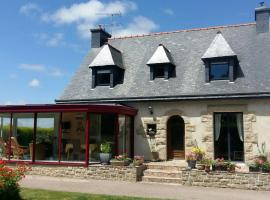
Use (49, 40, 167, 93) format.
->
(255, 2, 270, 33)
(90, 26, 111, 48)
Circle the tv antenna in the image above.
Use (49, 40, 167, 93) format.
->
(95, 12, 122, 35)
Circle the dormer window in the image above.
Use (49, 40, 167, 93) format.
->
(147, 44, 175, 81)
(202, 32, 238, 83)
(210, 62, 229, 81)
(89, 44, 124, 88)
(96, 70, 111, 86)
(154, 65, 165, 78)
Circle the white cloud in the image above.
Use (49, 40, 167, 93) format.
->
(34, 33, 64, 47)
(42, 0, 137, 38)
(164, 8, 174, 16)
(114, 16, 158, 37)
(19, 63, 65, 77)
(50, 68, 65, 77)
(19, 64, 45, 72)
(29, 79, 40, 87)
(20, 3, 41, 15)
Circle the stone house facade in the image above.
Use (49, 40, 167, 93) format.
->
(56, 4, 270, 164)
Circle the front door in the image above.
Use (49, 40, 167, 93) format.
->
(167, 116, 185, 160)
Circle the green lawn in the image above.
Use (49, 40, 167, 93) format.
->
(21, 188, 163, 200)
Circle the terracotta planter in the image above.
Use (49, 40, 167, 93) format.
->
(262, 168, 270, 173)
(205, 165, 211, 173)
(110, 160, 129, 166)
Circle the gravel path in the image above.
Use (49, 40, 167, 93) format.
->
(20, 175, 270, 200)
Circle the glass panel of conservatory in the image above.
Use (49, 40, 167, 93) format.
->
(118, 115, 131, 157)
(35, 113, 59, 161)
(89, 113, 116, 162)
(12, 113, 34, 161)
(0, 113, 11, 160)
(61, 112, 86, 162)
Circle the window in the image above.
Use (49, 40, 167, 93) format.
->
(153, 66, 165, 78)
(96, 73, 110, 86)
(210, 62, 229, 80)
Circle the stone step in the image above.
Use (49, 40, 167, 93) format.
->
(143, 169, 183, 178)
(145, 164, 186, 171)
(142, 176, 183, 184)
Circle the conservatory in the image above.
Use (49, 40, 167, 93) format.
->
(0, 104, 136, 166)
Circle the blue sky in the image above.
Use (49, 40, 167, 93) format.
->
(0, 0, 266, 105)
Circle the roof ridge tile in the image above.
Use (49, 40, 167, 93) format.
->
(109, 22, 255, 40)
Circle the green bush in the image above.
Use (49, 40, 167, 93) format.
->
(100, 142, 112, 153)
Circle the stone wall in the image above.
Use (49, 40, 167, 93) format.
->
(181, 170, 270, 191)
(26, 165, 145, 182)
(129, 99, 270, 162)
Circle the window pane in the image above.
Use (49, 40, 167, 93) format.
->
(0, 114, 11, 160)
(97, 73, 110, 85)
(61, 112, 86, 162)
(89, 114, 116, 162)
(210, 63, 229, 80)
(35, 113, 59, 161)
(12, 113, 34, 161)
(118, 115, 126, 155)
(154, 66, 165, 78)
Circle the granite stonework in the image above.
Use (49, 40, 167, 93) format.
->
(181, 170, 270, 191)
(26, 165, 145, 182)
(130, 100, 270, 162)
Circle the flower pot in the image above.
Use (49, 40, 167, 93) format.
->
(212, 165, 227, 171)
(227, 166, 235, 173)
(262, 168, 270, 173)
(187, 160, 196, 169)
(196, 163, 205, 170)
(249, 166, 261, 172)
(99, 153, 112, 165)
(110, 160, 129, 166)
(205, 165, 211, 173)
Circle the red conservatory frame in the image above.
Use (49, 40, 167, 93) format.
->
(0, 104, 137, 167)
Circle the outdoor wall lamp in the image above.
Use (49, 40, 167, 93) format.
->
(148, 106, 153, 115)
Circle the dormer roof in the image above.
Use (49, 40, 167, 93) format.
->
(201, 32, 236, 59)
(147, 44, 174, 65)
(89, 44, 124, 69)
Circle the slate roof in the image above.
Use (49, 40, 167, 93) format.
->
(201, 32, 236, 59)
(147, 44, 174, 65)
(57, 23, 270, 103)
(89, 44, 124, 69)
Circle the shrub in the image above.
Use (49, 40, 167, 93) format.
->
(0, 160, 30, 200)
(100, 142, 112, 153)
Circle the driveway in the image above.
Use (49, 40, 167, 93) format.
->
(20, 175, 270, 200)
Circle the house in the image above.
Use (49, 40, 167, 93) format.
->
(0, 3, 270, 165)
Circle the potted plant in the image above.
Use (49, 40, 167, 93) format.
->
(226, 161, 237, 173)
(110, 154, 131, 166)
(262, 161, 270, 173)
(201, 157, 212, 172)
(186, 152, 197, 169)
(99, 141, 112, 165)
(212, 158, 227, 171)
(133, 155, 144, 166)
(191, 146, 205, 161)
(248, 155, 265, 172)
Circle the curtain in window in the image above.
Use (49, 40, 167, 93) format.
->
(236, 113, 243, 142)
(214, 114, 222, 141)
